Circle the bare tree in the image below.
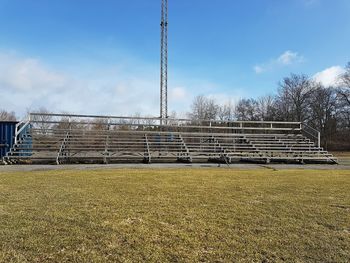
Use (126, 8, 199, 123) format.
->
(189, 95, 206, 120)
(0, 110, 16, 121)
(189, 95, 219, 120)
(143, 115, 156, 126)
(129, 112, 142, 126)
(167, 111, 180, 125)
(276, 74, 313, 122)
(256, 95, 277, 121)
(337, 63, 350, 128)
(338, 62, 350, 106)
(30, 107, 53, 134)
(308, 84, 337, 148)
(218, 101, 235, 121)
(205, 98, 219, 120)
(235, 99, 259, 121)
(91, 118, 109, 130)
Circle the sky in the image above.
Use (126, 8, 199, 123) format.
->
(0, 0, 349, 118)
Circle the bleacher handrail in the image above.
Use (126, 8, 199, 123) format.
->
(25, 112, 325, 151)
(6, 113, 337, 164)
(28, 113, 301, 130)
(301, 123, 321, 148)
(14, 120, 30, 145)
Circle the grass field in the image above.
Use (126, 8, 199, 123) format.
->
(0, 168, 349, 262)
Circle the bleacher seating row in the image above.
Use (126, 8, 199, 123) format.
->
(3, 114, 337, 165)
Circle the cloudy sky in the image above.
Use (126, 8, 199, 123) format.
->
(0, 0, 349, 118)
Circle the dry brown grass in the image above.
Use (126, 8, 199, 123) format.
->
(0, 168, 349, 262)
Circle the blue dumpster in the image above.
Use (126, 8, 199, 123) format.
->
(0, 121, 18, 158)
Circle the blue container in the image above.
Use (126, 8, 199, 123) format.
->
(0, 121, 18, 158)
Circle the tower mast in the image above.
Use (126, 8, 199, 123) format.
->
(160, 0, 168, 120)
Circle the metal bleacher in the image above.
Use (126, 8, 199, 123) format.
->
(3, 113, 337, 165)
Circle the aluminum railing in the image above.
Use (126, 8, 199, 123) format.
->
(23, 113, 323, 148)
(27, 113, 302, 131)
(301, 123, 321, 148)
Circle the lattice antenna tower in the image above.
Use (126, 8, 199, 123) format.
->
(160, 0, 168, 120)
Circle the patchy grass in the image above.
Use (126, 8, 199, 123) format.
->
(0, 168, 349, 262)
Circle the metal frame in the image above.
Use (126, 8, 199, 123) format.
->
(144, 134, 151, 163)
(3, 113, 337, 165)
(160, 0, 168, 120)
(301, 123, 321, 148)
(27, 113, 303, 131)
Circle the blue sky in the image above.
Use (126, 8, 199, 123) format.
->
(0, 0, 349, 117)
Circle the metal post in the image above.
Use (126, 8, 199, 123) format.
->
(318, 132, 321, 149)
(14, 123, 19, 145)
(160, 0, 168, 121)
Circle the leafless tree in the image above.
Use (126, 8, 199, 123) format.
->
(167, 111, 181, 126)
(30, 107, 53, 134)
(218, 101, 235, 121)
(308, 84, 337, 148)
(189, 95, 205, 120)
(256, 95, 277, 121)
(336, 62, 350, 131)
(144, 116, 156, 126)
(276, 74, 313, 122)
(0, 110, 16, 121)
(129, 112, 142, 126)
(338, 62, 350, 106)
(235, 99, 259, 121)
(189, 95, 219, 120)
(91, 118, 109, 130)
(206, 98, 219, 120)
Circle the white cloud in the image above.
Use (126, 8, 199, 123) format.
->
(0, 52, 162, 117)
(277, 51, 300, 65)
(0, 54, 65, 92)
(254, 50, 304, 74)
(170, 87, 187, 101)
(0, 51, 225, 119)
(313, 66, 345, 87)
